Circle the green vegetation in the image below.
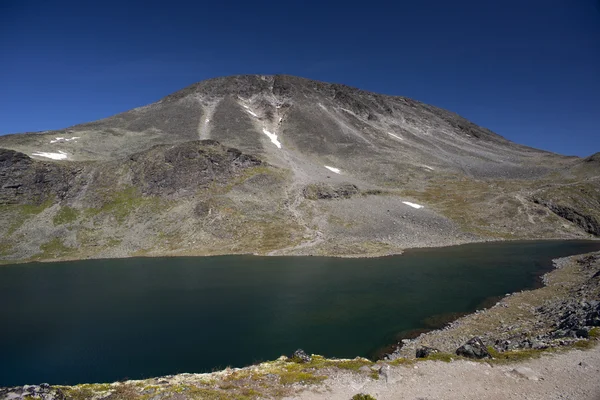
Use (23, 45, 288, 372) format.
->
(84, 187, 165, 224)
(2, 197, 54, 235)
(53, 206, 80, 225)
(35, 238, 75, 260)
(0, 242, 13, 257)
(589, 327, 600, 339)
(419, 352, 455, 362)
(352, 394, 377, 400)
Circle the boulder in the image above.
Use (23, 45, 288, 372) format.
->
(456, 337, 490, 359)
(415, 346, 440, 358)
(292, 349, 311, 363)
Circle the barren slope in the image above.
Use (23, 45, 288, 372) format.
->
(0, 75, 598, 262)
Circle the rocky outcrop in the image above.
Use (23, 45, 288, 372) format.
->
(303, 183, 360, 200)
(532, 195, 600, 236)
(128, 140, 261, 197)
(0, 383, 66, 400)
(455, 337, 491, 359)
(0, 148, 81, 205)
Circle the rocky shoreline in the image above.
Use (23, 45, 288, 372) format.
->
(2, 251, 599, 400)
(389, 251, 600, 360)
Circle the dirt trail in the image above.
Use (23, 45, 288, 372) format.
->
(289, 346, 600, 400)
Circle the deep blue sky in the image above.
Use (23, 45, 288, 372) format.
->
(1, 1, 599, 156)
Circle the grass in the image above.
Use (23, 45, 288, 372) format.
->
(84, 187, 165, 224)
(0, 242, 13, 257)
(34, 238, 75, 260)
(53, 206, 80, 226)
(419, 352, 455, 362)
(486, 346, 546, 363)
(352, 394, 377, 400)
(2, 197, 54, 235)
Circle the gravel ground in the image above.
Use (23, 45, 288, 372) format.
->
(290, 346, 600, 400)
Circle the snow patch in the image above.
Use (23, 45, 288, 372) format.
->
(245, 109, 258, 117)
(32, 151, 68, 160)
(318, 103, 327, 110)
(387, 132, 403, 140)
(402, 201, 423, 209)
(339, 108, 354, 114)
(324, 165, 341, 174)
(262, 128, 282, 149)
(50, 136, 79, 144)
(423, 165, 434, 171)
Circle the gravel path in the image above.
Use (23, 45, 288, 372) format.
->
(291, 346, 600, 400)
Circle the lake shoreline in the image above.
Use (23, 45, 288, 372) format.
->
(2, 249, 600, 399)
(2, 235, 599, 266)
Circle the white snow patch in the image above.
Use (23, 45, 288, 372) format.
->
(318, 103, 327, 110)
(205, 118, 210, 123)
(32, 151, 68, 160)
(324, 165, 341, 174)
(262, 128, 282, 148)
(402, 201, 423, 209)
(423, 165, 434, 171)
(339, 108, 354, 114)
(245, 109, 258, 117)
(50, 136, 79, 144)
(387, 132, 403, 140)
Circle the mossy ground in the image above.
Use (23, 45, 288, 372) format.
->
(1, 197, 54, 235)
(53, 206, 80, 226)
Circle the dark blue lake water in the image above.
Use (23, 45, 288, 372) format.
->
(1, 240, 600, 386)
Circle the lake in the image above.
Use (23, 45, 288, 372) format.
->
(1, 240, 600, 387)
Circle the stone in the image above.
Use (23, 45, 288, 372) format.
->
(511, 367, 541, 381)
(456, 337, 491, 359)
(379, 364, 391, 382)
(292, 349, 311, 363)
(415, 346, 440, 358)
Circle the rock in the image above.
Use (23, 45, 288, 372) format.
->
(415, 346, 440, 358)
(359, 365, 372, 373)
(292, 349, 311, 363)
(511, 366, 541, 381)
(379, 364, 391, 382)
(456, 337, 491, 359)
(575, 328, 589, 338)
(303, 183, 360, 200)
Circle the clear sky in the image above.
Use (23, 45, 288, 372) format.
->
(1, 0, 599, 156)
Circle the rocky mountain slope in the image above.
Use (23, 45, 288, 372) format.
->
(0, 75, 598, 263)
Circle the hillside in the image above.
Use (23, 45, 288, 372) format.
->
(0, 75, 598, 263)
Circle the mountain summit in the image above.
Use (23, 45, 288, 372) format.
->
(0, 75, 598, 262)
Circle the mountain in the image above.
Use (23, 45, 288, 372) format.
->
(0, 75, 598, 263)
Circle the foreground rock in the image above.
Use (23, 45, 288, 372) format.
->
(455, 337, 491, 359)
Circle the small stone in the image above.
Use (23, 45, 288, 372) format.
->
(416, 346, 440, 358)
(512, 367, 541, 381)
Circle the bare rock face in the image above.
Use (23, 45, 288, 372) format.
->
(128, 140, 261, 197)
